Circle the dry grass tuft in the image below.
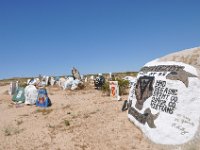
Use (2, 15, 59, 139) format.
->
(64, 120, 70, 127)
(62, 104, 71, 110)
(3, 125, 25, 136)
(35, 108, 53, 115)
(16, 120, 23, 126)
(3, 127, 12, 136)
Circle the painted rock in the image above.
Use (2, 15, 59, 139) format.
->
(72, 67, 81, 80)
(127, 59, 200, 145)
(24, 85, 38, 105)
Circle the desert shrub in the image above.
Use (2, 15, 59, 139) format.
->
(101, 78, 129, 95)
(35, 109, 53, 115)
(77, 83, 85, 90)
(4, 127, 12, 136)
(124, 72, 137, 76)
(64, 120, 70, 126)
(117, 79, 129, 95)
(18, 82, 27, 88)
(101, 82, 110, 96)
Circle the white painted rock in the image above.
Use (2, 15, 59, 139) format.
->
(127, 60, 200, 145)
(50, 77, 55, 86)
(9, 81, 18, 95)
(24, 85, 38, 105)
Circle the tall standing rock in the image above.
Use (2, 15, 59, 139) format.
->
(71, 67, 81, 80)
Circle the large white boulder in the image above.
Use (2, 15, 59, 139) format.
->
(63, 77, 74, 90)
(24, 85, 38, 105)
(127, 59, 200, 145)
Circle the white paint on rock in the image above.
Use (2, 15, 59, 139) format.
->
(145, 59, 198, 76)
(128, 61, 200, 145)
(24, 85, 38, 105)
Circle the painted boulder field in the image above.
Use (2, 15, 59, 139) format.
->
(127, 60, 200, 145)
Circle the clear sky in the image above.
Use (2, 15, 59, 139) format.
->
(0, 0, 200, 79)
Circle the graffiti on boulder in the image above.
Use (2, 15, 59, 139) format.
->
(151, 80, 178, 114)
(135, 76, 154, 110)
(128, 107, 159, 128)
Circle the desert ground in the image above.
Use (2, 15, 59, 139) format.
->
(0, 84, 164, 150)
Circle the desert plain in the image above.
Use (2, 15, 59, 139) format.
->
(0, 82, 162, 150)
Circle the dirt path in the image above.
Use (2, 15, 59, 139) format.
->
(0, 85, 156, 150)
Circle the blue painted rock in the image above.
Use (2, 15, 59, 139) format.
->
(36, 88, 51, 107)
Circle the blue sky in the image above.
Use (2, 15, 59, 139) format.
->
(0, 0, 200, 79)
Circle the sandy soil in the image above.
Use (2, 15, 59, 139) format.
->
(0, 85, 158, 150)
